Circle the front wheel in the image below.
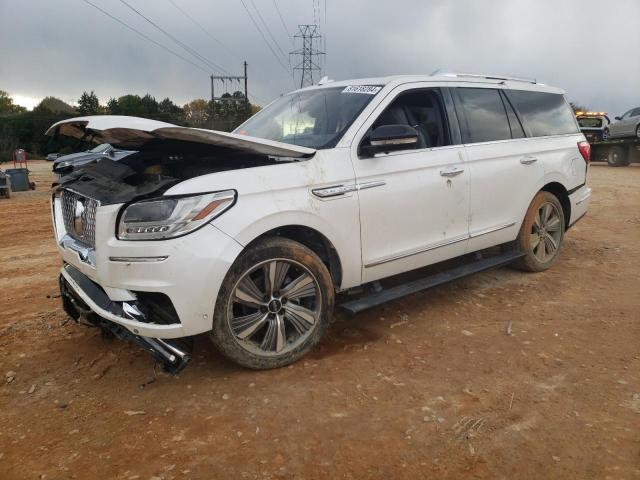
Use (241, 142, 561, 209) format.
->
(210, 237, 334, 369)
(512, 191, 565, 272)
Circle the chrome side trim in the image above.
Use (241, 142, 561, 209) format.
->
(364, 233, 468, 268)
(312, 180, 386, 198)
(357, 180, 386, 191)
(371, 137, 416, 146)
(469, 222, 516, 238)
(312, 184, 357, 198)
(109, 256, 169, 263)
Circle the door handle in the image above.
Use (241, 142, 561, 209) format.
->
(520, 156, 538, 165)
(440, 167, 465, 177)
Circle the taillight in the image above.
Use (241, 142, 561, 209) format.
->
(578, 141, 591, 164)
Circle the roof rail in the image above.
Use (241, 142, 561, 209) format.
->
(431, 70, 537, 84)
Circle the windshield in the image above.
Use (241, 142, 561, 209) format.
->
(578, 117, 603, 128)
(89, 143, 111, 153)
(234, 86, 381, 149)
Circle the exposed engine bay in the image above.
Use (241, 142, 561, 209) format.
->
(48, 115, 317, 204)
(58, 139, 296, 204)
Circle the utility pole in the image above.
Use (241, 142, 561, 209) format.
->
(210, 62, 249, 129)
(290, 25, 324, 88)
(244, 61, 249, 114)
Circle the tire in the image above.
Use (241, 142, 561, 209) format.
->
(607, 146, 629, 167)
(209, 237, 334, 369)
(636, 125, 640, 139)
(512, 191, 565, 272)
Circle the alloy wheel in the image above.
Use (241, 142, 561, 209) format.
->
(530, 202, 562, 262)
(227, 259, 321, 357)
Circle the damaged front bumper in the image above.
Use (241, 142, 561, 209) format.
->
(59, 264, 191, 373)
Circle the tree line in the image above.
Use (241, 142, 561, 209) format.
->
(0, 90, 261, 161)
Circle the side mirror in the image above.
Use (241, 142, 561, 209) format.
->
(615, 116, 621, 121)
(361, 124, 419, 157)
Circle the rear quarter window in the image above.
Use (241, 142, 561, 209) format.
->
(505, 90, 579, 137)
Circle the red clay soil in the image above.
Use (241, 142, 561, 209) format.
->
(0, 161, 639, 479)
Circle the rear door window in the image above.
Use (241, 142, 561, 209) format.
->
(505, 90, 579, 137)
(457, 88, 512, 143)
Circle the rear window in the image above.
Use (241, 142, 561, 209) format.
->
(505, 90, 579, 137)
(457, 88, 511, 143)
(578, 117, 603, 128)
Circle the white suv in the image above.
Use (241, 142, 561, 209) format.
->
(48, 73, 592, 371)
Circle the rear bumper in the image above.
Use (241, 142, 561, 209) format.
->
(568, 185, 592, 227)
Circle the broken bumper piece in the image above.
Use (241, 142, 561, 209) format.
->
(59, 264, 191, 373)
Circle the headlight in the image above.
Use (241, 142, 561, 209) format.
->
(54, 160, 73, 170)
(117, 190, 236, 240)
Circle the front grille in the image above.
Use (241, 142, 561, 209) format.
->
(60, 190, 98, 247)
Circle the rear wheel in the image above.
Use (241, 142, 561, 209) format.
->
(636, 125, 640, 139)
(513, 191, 565, 272)
(607, 146, 629, 167)
(210, 237, 334, 369)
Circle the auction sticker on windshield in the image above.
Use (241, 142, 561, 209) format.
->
(342, 85, 382, 94)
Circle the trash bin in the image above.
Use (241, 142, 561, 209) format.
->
(0, 172, 11, 198)
(5, 168, 30, 192)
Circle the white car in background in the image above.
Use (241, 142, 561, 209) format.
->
(606, 107, 640, 139)
(47, 73, 592, 371)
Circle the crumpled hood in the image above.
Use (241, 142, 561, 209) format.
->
(46, 115, 316, 158)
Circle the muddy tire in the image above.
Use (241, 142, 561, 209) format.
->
(607, 146, 629, 167)
(209, 237, 334, 369)
(512, 191, 565, 272)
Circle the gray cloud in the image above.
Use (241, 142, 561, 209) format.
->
(1, 0, 638, 115)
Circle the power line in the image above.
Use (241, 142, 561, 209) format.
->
(81, 0, 268, 108)
(290, 24, 324, 88)
(166, 0, 240, 62)
(164, 0, 272, 106)
(238, 0, 292, 77)
(80, 0, 211, 74)
(118, 0, 232, 75)
(272, 0, 293, 45)
(312, 0, 318, 26)
(248, 0, 289, 63)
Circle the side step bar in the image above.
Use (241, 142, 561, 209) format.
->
(339, 250, 525, 314)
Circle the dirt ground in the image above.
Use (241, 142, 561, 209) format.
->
(0, 160, 639, 480)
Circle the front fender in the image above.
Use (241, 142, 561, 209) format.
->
(212, 195, 363, 290)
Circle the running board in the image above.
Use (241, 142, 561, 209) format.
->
(339, 250, 525, 314)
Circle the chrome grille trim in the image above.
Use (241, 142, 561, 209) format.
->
(60, 190, 99, 247)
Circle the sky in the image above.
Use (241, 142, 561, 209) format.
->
(1, 0, 639, 115)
